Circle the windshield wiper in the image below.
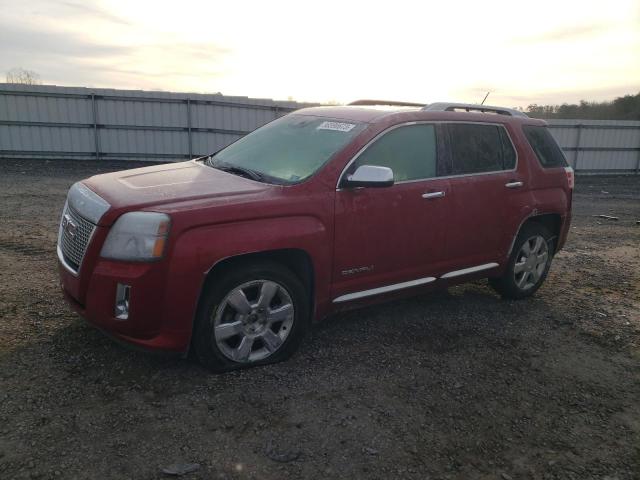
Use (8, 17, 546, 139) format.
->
(205, 158, 264, 182)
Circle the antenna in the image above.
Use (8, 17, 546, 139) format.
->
(481, 91, 491, 105)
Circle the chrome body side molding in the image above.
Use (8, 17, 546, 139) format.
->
(332, 263, 501, 303)
(440, 262, 499, 279)
(333, 276, 436, 303)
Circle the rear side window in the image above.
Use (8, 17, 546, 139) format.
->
(353, 124, 437, 181)
(448, 124, 505, 175)
(523, 125, 568, 168)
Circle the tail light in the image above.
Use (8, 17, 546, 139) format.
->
(564, 167, 574, 190)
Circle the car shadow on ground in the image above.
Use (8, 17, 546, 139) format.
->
(3, 280, 530, 374)
(20, 280, 546, 381)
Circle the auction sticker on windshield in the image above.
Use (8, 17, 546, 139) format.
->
(317, 121, 356, 132)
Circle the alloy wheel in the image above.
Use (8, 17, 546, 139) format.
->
(213, 280, 295, 363)
(514, 235, 549, 290)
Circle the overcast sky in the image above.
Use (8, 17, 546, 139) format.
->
(1, 0, 638, 107)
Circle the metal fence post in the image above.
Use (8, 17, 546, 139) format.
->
(636, 125, 640, 175)
(91, 94, 100, 160)
(574, 124, 582, 171)
(186, 99, 193, 158)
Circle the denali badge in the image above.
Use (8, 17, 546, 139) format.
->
(62, 214, 78, 239)
(341, 265, 374, 276)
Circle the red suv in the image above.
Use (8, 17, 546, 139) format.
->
(58, 101, 573, 371)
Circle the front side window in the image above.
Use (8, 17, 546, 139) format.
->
(207, 114, 367, 184)
(523, 125, 568, 168)
(448, 124, 504, 175)
(350, 124, 437, 182)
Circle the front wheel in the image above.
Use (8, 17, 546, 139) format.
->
(490, 224, 554, 299)
(193, 262, 309, 372)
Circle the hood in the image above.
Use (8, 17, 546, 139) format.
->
(84, 161, 272, 217)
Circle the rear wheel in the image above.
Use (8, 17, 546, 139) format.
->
(193, 262, 309, 372)
(490, 223, 554, 299)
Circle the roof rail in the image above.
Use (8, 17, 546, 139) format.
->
(348, 99, 425, 108)
(423, 102, 528, 118)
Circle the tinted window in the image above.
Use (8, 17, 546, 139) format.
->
(448, 124, 503, 174)
(499, 127, 516, 169)
(523, 125, 568, 168)
(352, 124, 437, 182)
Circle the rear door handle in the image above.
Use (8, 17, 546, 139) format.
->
(422, 191, 445, 199)
(505, 181, 523, 188)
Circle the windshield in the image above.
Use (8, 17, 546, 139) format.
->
(206, 114, 366, 184)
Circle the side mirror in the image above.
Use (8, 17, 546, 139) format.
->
(343, 165, 394, 188)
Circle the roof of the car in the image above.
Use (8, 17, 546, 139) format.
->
(294, 105, 547, 126)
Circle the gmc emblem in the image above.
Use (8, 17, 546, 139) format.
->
(62, 214, 78, 239)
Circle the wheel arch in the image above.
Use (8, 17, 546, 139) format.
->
(508, 212, 563, 257)
(190, 248, 316, 346)
(203, 248, 315, 296)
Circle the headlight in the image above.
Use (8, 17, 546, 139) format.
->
(100, 212, 170, 261)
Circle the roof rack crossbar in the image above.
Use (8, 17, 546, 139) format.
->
(423, 102, 528, 118)
(348, 99, 426, 108)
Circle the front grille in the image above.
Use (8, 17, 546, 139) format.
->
(58, 204, 96, 273)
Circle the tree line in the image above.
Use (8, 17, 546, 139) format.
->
(525, 92, 640, 120)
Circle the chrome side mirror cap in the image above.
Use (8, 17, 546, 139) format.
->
(343, 165, 394, 188)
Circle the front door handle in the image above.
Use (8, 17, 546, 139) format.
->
(422, 191, 445, 199)
(505, 181, 523, 188)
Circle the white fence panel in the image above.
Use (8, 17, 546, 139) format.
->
(1, 84, 638, 173)
(547, 120, 640, 173)
(0, 84, 314, 162)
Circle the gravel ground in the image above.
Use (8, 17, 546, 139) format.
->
(0, 159, 639, 480)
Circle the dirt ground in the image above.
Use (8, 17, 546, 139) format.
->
(0, 159, 639, 480)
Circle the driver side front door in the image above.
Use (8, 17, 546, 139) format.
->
(332, 123, 451, 303)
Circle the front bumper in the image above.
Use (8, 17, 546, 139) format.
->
(58, 251, 192, 353)
(57, 182, 195, 354)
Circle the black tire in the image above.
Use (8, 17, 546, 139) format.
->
(193, 261, 309, 373)
(490, 223, 555, 299)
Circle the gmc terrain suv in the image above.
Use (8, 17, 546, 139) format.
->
(58, 100, 573, 371)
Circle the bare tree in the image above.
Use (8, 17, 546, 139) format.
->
(6, 68, 42, 85)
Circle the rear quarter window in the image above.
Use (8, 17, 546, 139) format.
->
(523, 125, 568, 168)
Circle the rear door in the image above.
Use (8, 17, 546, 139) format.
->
(332, 123, 451, 302)
(442, 122, 522, 272)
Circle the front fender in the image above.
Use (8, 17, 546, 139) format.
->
(160, 216, 332, 347)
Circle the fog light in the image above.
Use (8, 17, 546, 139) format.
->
(115, 283, 131, 320)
